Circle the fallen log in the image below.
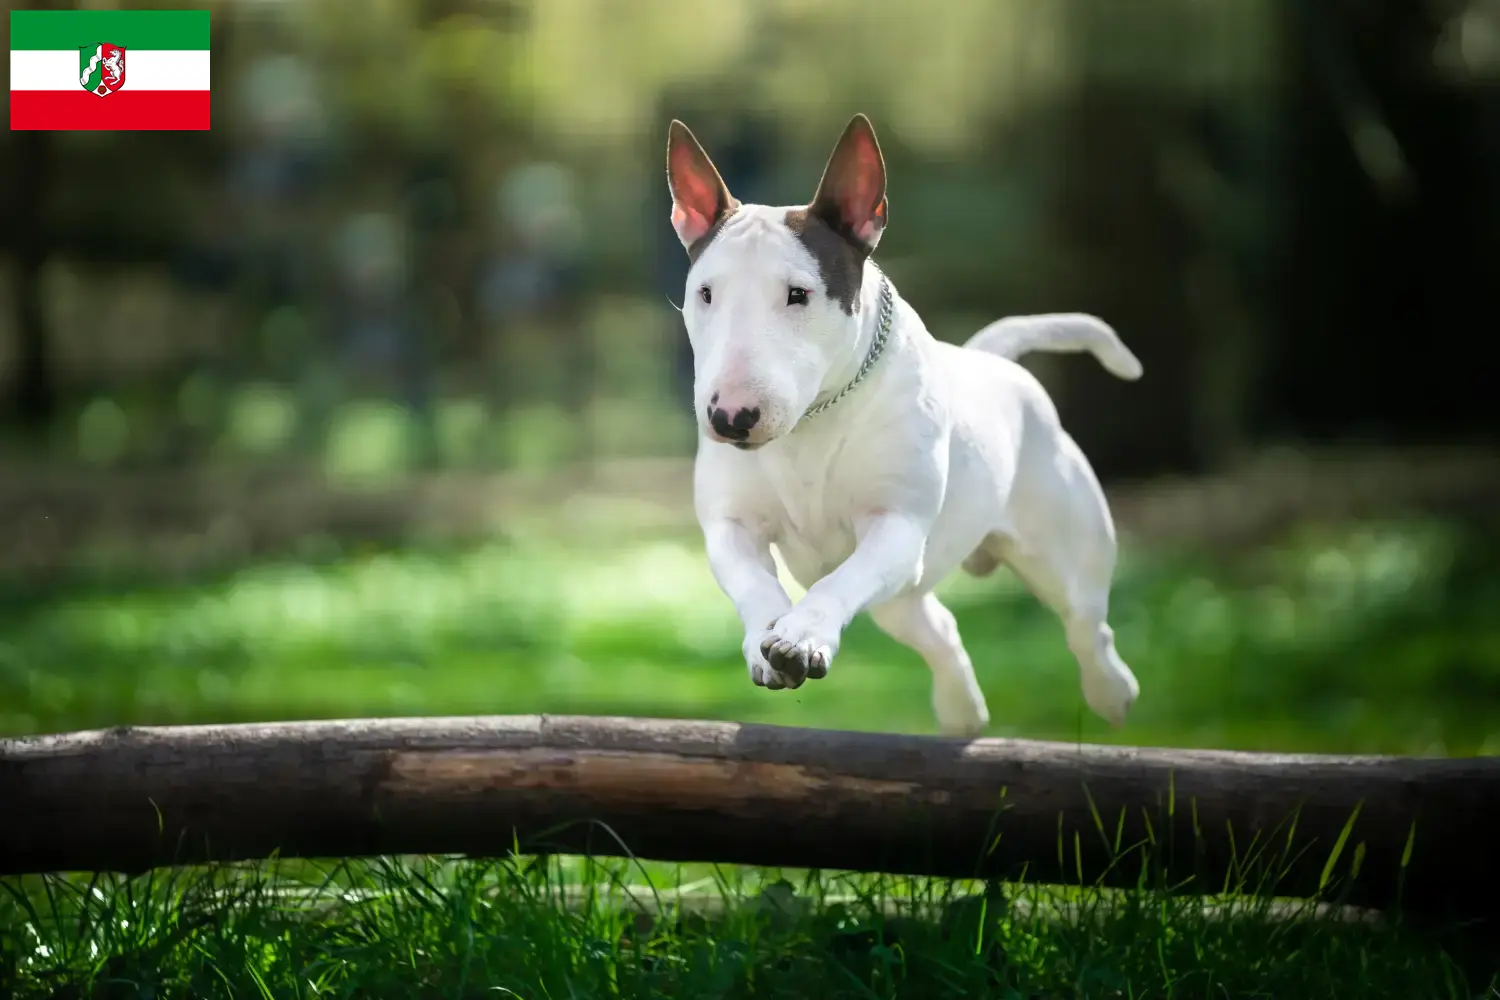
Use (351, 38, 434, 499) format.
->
(2, 715, 1497, 919)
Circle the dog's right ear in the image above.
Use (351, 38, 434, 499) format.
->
(667, 120, 738, 251)
(809, 113, 887, 253)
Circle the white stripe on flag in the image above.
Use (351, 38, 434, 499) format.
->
(9, 49, 210, 92)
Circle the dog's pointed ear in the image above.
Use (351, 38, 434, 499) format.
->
(809, 113, 887, 252)
(667, 120, 738, 251)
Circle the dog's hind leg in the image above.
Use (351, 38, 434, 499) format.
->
(1000, 534, 1139, 726)
(995, 440, 1140, 726)
(870, 592, 990, 737)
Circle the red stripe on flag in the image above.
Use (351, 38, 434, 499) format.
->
(10, 90, 210, 131)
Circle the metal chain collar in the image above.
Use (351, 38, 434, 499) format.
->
(799, 267, 895, 423)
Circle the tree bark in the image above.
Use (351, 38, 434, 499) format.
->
(2, 715, 1496, 919)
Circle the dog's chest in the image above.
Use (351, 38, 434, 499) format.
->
(755, 444, 865, 585)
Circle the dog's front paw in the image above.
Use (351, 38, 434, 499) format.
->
(759, 606, 842, 688)
(743, 630, 794, 690)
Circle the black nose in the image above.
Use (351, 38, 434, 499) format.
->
(709, 406, 761, 441)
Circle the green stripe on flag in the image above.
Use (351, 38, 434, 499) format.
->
(9, 10, 210, 51)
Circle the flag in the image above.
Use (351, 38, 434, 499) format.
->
(10, 10, 210, 131)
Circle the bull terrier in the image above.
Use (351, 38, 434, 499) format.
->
(667, 113, 1143, 737)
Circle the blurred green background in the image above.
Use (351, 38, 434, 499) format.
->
(2, 0, 1498, 754)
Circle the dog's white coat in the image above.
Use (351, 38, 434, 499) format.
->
(672, 122, 1143, 736)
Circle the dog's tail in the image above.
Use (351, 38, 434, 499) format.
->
(963, 314, 1143, 381)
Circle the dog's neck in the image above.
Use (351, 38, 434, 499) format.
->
(803, 260, 892, 419)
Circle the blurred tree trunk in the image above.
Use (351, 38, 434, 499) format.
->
(1272, 0, 1497, 443)
(1162, 97, 1284, 470)
(1046, 1, 1297, 480)
(6, 130, 58, 432)
(1051, 88, 1202, 478)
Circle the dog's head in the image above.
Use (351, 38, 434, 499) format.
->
(667, 114, 888, 449)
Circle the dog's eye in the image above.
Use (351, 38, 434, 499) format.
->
(787, 287, 809, 306)
(699, 286, 712, 305)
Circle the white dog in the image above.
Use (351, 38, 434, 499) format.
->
(667, 113, 1143, 737)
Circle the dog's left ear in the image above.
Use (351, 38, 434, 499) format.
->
(810, 114, 888, 252)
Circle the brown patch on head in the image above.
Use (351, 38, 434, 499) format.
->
(784, 208, 867, 315)
(686, 206, 738, 267)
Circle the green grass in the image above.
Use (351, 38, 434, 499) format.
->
(3, 516, 1499, 996)
(2, 857, 1488, 999)
(2, 517, 1497, 754)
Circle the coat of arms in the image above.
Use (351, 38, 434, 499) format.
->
(79, 44, 127, 98)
